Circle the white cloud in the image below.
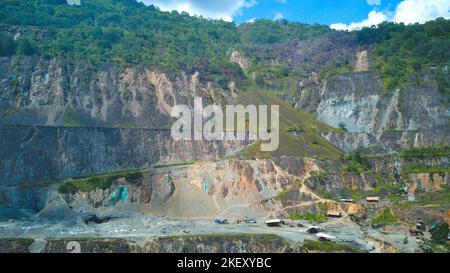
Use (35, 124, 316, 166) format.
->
(139, 0, 257, 22)
(330, 11, 388, 31)
(273, 12, 284, 20)
(331, 0, 450, 31)
(394, 0, 450, 24)
(246, 17, 257, 23)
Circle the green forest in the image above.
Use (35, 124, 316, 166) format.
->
(356, 19, 450, 93)
(0, 0, 449, 93)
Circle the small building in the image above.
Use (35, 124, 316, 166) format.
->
(372, 223, 382, 229)
(316, 233, 336, 242)
(266, 219, 282, 227)
(366, 197, 380, 203)
(339, 199, 355, 203)
(416, 222, 426, 232)
(327, 211, 342, 218)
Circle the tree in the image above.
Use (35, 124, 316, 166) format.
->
(0, 32, 16, 56)
(338, 122, 347, 132)
(431, 222, 449, 245)
(17, 38, 37, 56)
(254, 73, 265, 86)
(403, 236, 409, 244)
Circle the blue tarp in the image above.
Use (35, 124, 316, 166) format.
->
(108, 186, 128, 207)
(108, 191, 118, 207)
(118, 186, 128, 202)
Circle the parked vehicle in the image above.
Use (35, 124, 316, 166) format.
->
(266, 219, 282, 227)
(243, 217, 257, 224)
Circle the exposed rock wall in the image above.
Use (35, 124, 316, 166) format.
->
(0, 56, 230, 128)
(406, 173, 449, 193)
(2, 235, 301, 253)
(0, 158, 319, 220)
(392, 206, 450, 226)
(306, 172, 384, 198)
(56, 159, 317, 219)
(307, 156, 449, 198)
(230, 50, 250, 71)
(355, 51, 369, 72)
(322, 128, 450, 153)
(0, 125, 246, 185)
(311, 72, 448, 134)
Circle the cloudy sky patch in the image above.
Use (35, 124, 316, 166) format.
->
(139, 0, 257, 21)
(331, 0, 450, 31)
(138, 0, 449, 28)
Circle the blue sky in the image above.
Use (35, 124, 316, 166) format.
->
(233, 0, 402, 25)
(140, 0, 450, 30)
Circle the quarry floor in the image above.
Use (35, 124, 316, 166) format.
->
(0, 213, 420, 253)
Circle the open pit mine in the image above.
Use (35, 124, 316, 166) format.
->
(0, 0, 449, 254)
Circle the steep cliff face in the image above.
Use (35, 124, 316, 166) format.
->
(240, 44, 449, 153)
(0, 52, 251, 185)
(306, 71, 448, 134)
(0, 125, 246, 184)
(0, 56, 230, 128)
(292, 66, 449, 153)
(241, 40, 448, 137)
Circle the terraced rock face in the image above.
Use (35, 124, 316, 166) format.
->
(1, 155, 447, 221)
(33, 159, 319, 220)
(0, 154, 447, 253)
(0, 58, 342, 184)
(0, 2, 448, 254)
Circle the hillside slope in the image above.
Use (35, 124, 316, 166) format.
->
(235, 89, 342, 158)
